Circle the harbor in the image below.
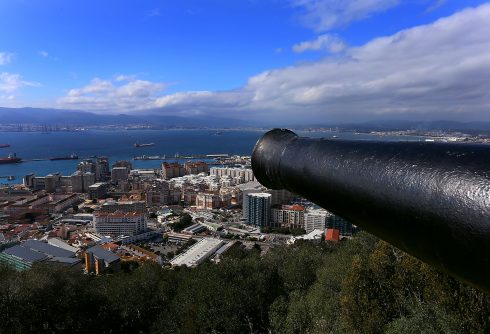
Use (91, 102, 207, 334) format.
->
(0, 128, 417, 185)
(133, 153, 229, 160)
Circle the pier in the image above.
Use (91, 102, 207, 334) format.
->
(133, 153, 230, 161)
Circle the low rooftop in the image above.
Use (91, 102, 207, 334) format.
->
(86, 245, 120, 264)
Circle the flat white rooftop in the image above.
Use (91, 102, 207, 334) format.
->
(170, 238, 224, 267)
(47, 238, 79, 253)
(248, 192, 271, 198)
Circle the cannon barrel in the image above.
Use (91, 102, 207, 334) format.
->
(252, 129, 490, 293)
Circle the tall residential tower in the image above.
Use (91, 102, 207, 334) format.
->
(246, 193, 271, 228)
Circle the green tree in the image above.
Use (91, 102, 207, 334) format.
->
(385, 302, 460, 334)
(170, 213, 193, 232)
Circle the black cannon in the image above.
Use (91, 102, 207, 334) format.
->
(252, 129, 490, 293)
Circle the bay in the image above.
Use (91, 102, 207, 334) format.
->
(0, 129, 423, 184)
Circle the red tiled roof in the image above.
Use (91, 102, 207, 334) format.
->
(280, 204, 305, 211)
(326, 229, 340, 242)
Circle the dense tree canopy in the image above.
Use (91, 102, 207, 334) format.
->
(170, 213, 193, 232)
(0, 233, 488, 333)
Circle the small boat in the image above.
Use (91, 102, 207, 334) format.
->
(0, 144, 11, 148)
(134, 142, 155, 148)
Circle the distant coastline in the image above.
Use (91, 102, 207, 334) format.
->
(0, 124, 489, 144)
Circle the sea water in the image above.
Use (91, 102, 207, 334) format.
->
(0, 129, 423, 184)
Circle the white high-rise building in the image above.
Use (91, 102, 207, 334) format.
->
(94, 211, 146, 236)
(210, 167, 255, 184)
(304, 209, 331, 233)
(271, 204, 305, 229)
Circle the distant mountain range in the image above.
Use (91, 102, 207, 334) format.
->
(326, 120, 490, 132)
(334, 120, 490, 133)
(1, 107, 490, 132)
(0, 107, 252, 128)
(290, 119, 490, 133)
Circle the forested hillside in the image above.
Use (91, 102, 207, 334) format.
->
(1, 233, 488, 333)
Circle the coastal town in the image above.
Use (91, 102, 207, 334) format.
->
(1, 124, 487, 275)
(0, 154, 354, 274)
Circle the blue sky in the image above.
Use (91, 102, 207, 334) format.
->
(1, 0, 490, 123)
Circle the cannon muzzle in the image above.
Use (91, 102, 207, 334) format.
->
(252, 129, 490, 293)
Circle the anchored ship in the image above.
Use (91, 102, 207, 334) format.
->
(134, 142, 155, 148)
(0, 144, 11, 148)
(0, 153, 22, 164)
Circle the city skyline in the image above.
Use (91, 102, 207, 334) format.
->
(1, 0, 490, 123)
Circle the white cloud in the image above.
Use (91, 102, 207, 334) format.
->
(293, 34, 346, 53)
(425, 0, 447, 13)
(0, 52, 14, 65)
(115, 74, 137, 82)
(0, 72, 40, 94)
(148, 4, 490, 122)
(58, 76, 167, 111)
(38, 51, 49, 57)
(154, 90, 251, 116)
(290, 0, 401, 32)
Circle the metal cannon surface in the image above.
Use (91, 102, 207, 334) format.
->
(252, 129, 490, 293)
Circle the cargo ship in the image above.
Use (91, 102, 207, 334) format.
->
(134, 142, 155, 148)
(49, 153, 79, 161)
(0, 144, 11, 148)
(0, 153, 22, 164)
